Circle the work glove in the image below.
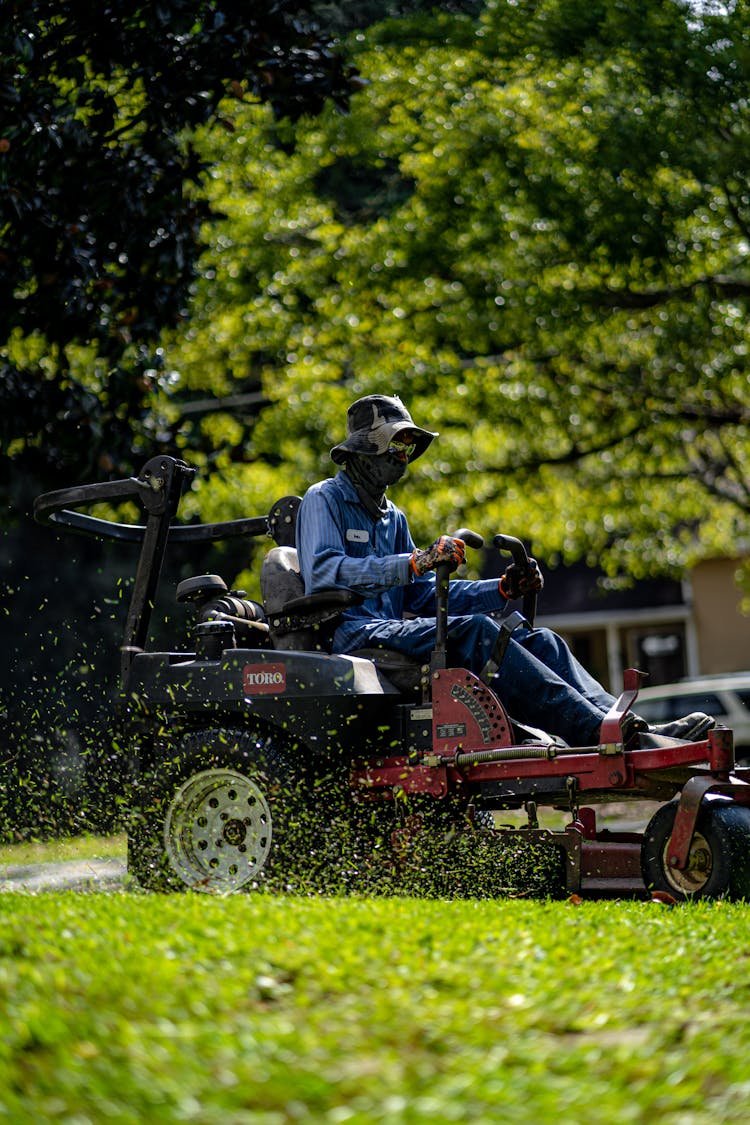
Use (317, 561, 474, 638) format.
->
(499, 559, 544, 600)
(410, 536, 466, 576)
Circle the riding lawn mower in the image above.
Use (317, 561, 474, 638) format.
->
(34, 454, 750, 901)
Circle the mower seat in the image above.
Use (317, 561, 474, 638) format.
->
(261, 545, 361, 652)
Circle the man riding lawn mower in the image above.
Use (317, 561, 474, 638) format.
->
(33, 396, 750, 900)
(298, 394, 714, 752)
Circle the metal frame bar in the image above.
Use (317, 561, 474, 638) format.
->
(34, 454, 272, 687)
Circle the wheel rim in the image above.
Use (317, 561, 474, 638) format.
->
(662, 828, 713, 896)
(164, 768, 272, 892)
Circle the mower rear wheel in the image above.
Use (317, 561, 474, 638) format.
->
(128, 727, 326, 893)
(641, 799, 750, 901)
(163, 766, 273, 892)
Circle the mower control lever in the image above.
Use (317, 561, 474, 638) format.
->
(431, 529, 483, 670)
(453, 528, 484, 550)
(492, 533, 529, 566)
(493, 533, 537, 628)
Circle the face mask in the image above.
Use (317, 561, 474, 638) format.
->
(347, 452, 407, 494)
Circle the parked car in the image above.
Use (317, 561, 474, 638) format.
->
(636, 674, 750, 763)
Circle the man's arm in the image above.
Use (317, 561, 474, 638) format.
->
(297, 483, 413, 596)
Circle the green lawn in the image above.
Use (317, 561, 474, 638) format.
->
(1, 890, 749, 1123)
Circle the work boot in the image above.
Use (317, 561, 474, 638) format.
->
(647, 712, 715, 742)
(620, 713, 648, 749)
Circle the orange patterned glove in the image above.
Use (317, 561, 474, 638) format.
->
(410, 536, 466, 576)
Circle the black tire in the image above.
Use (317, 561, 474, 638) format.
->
(641, 799, 750, 901)
(127, 727, 335, 893)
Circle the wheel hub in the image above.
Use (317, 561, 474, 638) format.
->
(222, 818, 248, 847)
(663, 829, 713, 895)
(164, 768, 273, 892)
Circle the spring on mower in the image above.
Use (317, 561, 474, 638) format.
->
(454, 745, 557, 767)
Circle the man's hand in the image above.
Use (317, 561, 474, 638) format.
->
(410, 536, 466, 576)
(499, 559, 544, 600)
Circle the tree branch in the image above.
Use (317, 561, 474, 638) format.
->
(590, 274, 750, 310)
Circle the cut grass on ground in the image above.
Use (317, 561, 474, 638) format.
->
(1, 892, 750, 1123)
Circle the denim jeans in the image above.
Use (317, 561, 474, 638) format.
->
(336, 613, 617, 746)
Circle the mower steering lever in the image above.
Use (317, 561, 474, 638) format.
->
(454, 528, 484, 551)
(492, 533, 529, 567)
(432, 528, 483, 669)
(493, 533, 537, 627)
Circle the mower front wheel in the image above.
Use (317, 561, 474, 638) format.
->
(128, 727, 323, 893)
(641, 799, 750, 901)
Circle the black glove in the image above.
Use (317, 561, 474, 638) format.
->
(410, 536, 466, 576)
(499, 559, 544, 600)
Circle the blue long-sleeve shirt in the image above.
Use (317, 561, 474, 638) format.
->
(297, 470, 505, 653)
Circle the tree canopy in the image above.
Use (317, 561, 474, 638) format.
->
(4, 0, 750, 588)
(163, 0, 750, 584)
(0, 0, 360, 513)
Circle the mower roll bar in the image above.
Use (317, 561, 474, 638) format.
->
(34, 455, 271, 687)
(33, 457, 268, 544)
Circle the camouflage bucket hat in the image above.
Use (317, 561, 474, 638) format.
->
(331, 394, 437, 465)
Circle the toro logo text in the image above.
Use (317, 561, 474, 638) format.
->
(243, 663, 287, 694)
